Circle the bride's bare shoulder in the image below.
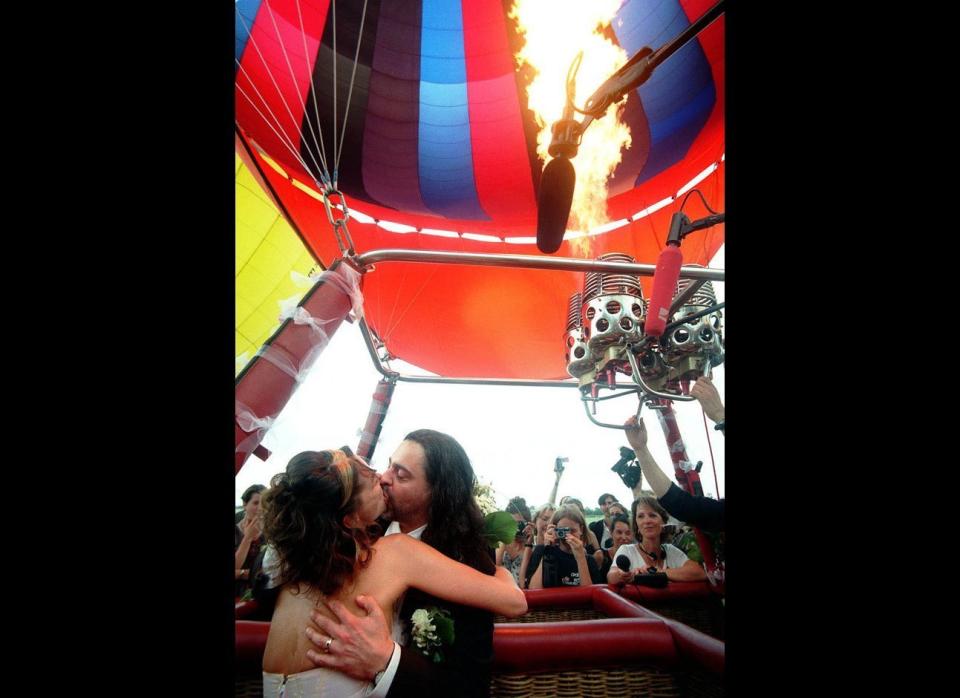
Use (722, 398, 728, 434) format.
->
(372, 534, 423, 567)
(373, 534, 414, 556)
(365, 536, 413, 588)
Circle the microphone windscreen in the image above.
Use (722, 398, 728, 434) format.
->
(615, 555, 631, 572)
(536, 156, 576, 254)
(643, 244, 683, 337)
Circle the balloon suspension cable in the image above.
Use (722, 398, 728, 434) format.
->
(263, 0, 331, 180)
(234, 6, 329, 181)
(235, 79, 318, 178)
(335, 0, 370, 179)
(331, 0, 338, 184)
(295, 0, 332, 180)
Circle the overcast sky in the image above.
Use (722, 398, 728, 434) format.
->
(236, 247, 725, 512)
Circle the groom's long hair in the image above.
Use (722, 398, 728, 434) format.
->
(404, 429, 495, 574)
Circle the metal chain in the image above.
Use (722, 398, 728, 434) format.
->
(321, 187, 356, 256)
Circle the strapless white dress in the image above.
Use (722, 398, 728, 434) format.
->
(261, 609, 402, 697)
(262, 667, 374, 697)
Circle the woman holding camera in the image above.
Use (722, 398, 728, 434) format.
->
(607, 496, 706, 583)
(526, 506, 602, 588)
(497, 496, 534, 585)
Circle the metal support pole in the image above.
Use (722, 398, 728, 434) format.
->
(354, 249, 724, 281)
(356, 377, 397, 461)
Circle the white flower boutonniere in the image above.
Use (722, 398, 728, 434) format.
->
(410, 607, 455, 663)
(472, 479, 499, 516)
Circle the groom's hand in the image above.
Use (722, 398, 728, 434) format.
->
(305, 596, 394, 681)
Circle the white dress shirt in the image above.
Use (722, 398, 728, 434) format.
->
(368, 521, 427, 697)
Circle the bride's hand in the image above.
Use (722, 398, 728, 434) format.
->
(305, 596, 395, 682)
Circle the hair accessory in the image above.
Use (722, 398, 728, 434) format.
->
(329, 450, 355, 509)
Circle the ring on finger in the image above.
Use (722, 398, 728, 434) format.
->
(323, 637, 333, 653)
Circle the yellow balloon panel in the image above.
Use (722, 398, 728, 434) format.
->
(235, 153, 320, 376)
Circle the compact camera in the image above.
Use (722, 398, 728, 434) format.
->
(516, 520, 529, 536)
(556, 526, 572, 539)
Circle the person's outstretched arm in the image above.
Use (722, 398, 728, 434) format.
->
(305, 535, 524, 698)
(657, 486, 724, 533)
(387, 535, 526, 617)
(691, 376, 724, 429)
(624, 416, 724, 532)
(624, 416, 673, 498)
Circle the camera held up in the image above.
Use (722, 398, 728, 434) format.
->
(611, 446, 642, 489)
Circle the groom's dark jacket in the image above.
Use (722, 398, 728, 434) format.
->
(386, 545, 496, 698)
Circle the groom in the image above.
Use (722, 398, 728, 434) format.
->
(304, 429, 498, 697)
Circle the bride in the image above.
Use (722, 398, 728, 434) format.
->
(258, 448, 527, 696)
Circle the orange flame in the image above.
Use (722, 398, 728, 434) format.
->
(511, 0, 631, 256)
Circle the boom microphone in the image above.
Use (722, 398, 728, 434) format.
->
(536, 156, 576, 253)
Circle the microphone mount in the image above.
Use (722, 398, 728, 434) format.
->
(666, 211, 726, 246)
(549, 0, 725, 159)
(537, 1, 724, 254)
(547, 53, 586, 160)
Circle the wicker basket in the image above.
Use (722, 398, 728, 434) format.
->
(642, 600, 724, 640)
(495, 607, 607, 624)
(491, 665, 683, 697)
(236, 662, 723, 697)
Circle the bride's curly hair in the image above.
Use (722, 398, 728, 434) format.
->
(261, 448, 380, 595)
